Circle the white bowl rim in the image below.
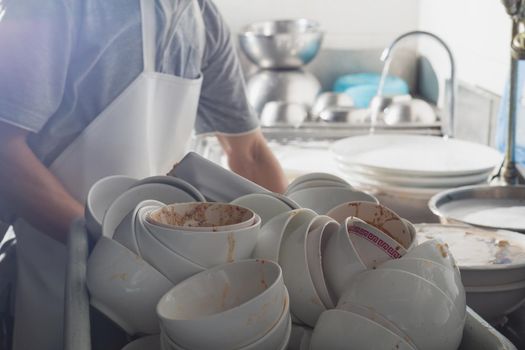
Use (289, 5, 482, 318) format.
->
(157, 259, 283, 321)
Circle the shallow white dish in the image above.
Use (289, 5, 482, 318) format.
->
(288, 187, 378, 214)
(331, 134, 502, 177)
(102, 183, 199, 239)
(416, 224, 525, 286)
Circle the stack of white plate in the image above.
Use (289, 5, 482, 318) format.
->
(331, 134, 503, 223)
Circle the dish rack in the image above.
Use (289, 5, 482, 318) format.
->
(65, 220, 517, 350)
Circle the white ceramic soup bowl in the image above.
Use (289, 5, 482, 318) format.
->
(379, 257, 466, 320)
(147, 202, 255, 232)
(144, 208, 261, 268)
(287, 172, 349, 191)
(309, 309, 416, 350)
(113, 200, 164, 255)
(327, 201, 412, 249)
(157, 259, 286, 350)
(231, 193, 292, 226)
(102, 183, 200, 239)
(86, 237, 173, 335)
(288, 187, 378, 215)
(279, 216, 327, 327)
(322, 217, 368, 300)
(286, 179, 350, 195)
(340, 268, 465, 350)
(253, 208, 317, 262)
(306, 216, 339, 308)
(134, 206, 206, 284)
(346, 217, 407, 268)
(85, 175, 137, 238)
(403, 238, 457, 270)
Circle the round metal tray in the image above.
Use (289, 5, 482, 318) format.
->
(429, 185, 525, 233)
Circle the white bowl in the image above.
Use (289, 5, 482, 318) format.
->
(322, 217, 367, 300)
(286, 179, 350, 195)
(86, 237, 173, 335)
(132, 175, 206, 202)
(310, 309, 416, 350)
(403, 238, 457, 270)
(279, 216, 327, 327)
(102, 183, 199, 239)
(346, 217, 407, 268)
(336, 302, 416, 348)
(306, 216, 339, 308)
(288, 172, 349, 191)
(121, 335, 160, 350)
(253, 208, 317, 262)
(327, 201, 412, 249)
(288, 187, 378, 215)
(231, 193, 292, 226)
(135, 206, 206, 284)
(113, 200, 164, 254)
(402, 218, 418, 250)
(85, 175, 137, 238)
(147, 202, 255, 232)
(157, 260, 286, 350)
(379, 257, 466, 320)
(340, 268, 465, 350)
(144, 211, 261, 268)
(288, 324, 313, 350)
(465, 280, 525, 322)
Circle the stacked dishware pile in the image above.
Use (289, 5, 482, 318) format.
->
(331, 134, 504, 223)
(416, 224, 525, 324)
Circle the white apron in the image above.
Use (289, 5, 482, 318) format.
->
(12, 1, 204, 349)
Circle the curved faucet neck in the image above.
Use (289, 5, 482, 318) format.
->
(381, 30, 456, 138)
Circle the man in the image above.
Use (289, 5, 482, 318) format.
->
(0, 0, 287, 349)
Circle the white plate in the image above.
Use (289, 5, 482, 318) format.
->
(337, 163, 491, 188)
(331, 134, 502, 177)
(102, 183, 199, 239)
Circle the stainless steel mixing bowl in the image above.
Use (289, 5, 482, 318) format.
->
(239, 19, 323, 69)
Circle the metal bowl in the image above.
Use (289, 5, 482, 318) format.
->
(311, 92, 354, 117)
(239, 19, 323, 69)
(383, 98, 437, 125)
(246, 70, 321, 114)
(260, 101, 308, 127)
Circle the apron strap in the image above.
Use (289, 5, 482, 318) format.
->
(140, 0, 157, 73)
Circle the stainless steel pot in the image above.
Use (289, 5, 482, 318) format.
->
(239, 19, 323, 69)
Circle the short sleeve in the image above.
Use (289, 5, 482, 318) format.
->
(194, 0, 259, 135)
(0, 0, 73, 132)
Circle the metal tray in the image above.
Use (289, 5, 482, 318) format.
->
(429, 185, 525, 233)
(65, 221, 517, 350)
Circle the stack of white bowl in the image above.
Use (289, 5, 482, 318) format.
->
(285, 172, 379, 214)
(331, 134, 503, 223)
(85, 176, 262, 336)
(417, 223, 525, 323)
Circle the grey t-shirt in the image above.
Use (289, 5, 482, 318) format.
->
(0, 0, 258, 165)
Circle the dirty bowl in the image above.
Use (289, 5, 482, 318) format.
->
(157, 260, 286, 350)
(147, 202, 255, 232)
(144, 211, 261, 268)
(87, 237, 173, 335)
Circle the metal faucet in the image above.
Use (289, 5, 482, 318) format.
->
(380, 31, 456, 138)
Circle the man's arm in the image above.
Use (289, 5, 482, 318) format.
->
(216, 129, 288, 194)
(0, 121, 83, 243)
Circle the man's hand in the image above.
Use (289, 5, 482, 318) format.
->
(0, 121, 83, 244)
(216, 129, 287, 193)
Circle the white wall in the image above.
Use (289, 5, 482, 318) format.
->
(418, 0, 511, 95)
(213, 0, 419, 50)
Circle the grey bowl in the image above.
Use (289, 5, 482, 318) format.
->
(239, 19, 323, 69)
